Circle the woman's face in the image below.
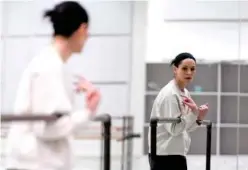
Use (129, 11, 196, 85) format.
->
(173, 58, 196, 86)
(69, 23, 89, 53)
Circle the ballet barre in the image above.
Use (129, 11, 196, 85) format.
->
(149, 117, 212, 170)
(1, 113, 112, 170)
(1, 113, 61, 122)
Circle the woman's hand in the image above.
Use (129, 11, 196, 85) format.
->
(74, 75, 101, 114)
(181, 95, 198, 113)
(74, 75, 94, 93)
(197, 103, 209, 120)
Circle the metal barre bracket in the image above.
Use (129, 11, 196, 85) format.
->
(198, 120, 212, 126)
(92, 113, 111, 123)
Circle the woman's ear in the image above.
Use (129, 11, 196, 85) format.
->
(173, 65, 177, 76)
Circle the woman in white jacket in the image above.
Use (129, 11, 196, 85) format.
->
(5, 1, 100, 170)
(148, 53, 209, 170)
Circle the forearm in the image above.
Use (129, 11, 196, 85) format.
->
(166, 111, 198, 136)
(186, 121, 199, 132)
(187, 113, 205, 132)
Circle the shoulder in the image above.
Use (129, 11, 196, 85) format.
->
(17, 48, 62, 88)
(159, 80, 179, 97)
(155, 80, 178, 103)
(27, 47, 62, 75)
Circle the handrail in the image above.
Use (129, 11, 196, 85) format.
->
(1, 113, 112, 170)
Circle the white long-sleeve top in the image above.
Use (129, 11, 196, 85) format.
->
(148, 79, 200, 156)
(5, 46, 92, 170)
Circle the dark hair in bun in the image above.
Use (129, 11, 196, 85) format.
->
(43, 1, 89, 37)
(170, 52, 196, 67)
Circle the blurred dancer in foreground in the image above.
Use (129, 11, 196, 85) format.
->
(5, 1, 100, 170)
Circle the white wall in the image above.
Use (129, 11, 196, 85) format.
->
(0, 0, 147, 158)
(0, 2, 3, 116)
(0, 2, 2, 35)
(146, 0, 248, 62)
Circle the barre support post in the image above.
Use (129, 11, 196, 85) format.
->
(206, 121, 212, 170)
(150, 117, 158, 159)
(197, 120, 212, 170)
(102, 114, 111, 170)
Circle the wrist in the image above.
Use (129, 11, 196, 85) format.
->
(192, 105, 199, 115)
(197, 116, 203, 121)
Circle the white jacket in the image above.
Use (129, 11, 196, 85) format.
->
(148, 79, 199, 156)
(5, 46, 92, 170)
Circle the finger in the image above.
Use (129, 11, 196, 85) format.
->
(73, 83, 84, 93)
(73, 80, 88, 91)
(182, 100, 191, 104)
(200, 103, 208, 108)
(202, 105, 209, 109)
(182, 98, 191, 104)
(73, 83, 83, 91)
(181, 95, 193, 103)
(182, 101, 194, 108)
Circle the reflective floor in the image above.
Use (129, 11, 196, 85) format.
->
(1, 155, 248, 170)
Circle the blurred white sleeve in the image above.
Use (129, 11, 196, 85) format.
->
(29, 71, 92, 141)
(160, 95, 198, 136)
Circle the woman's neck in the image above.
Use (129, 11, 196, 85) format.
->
(174, 78, 185, 92)
(52, 36, 72, 63)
